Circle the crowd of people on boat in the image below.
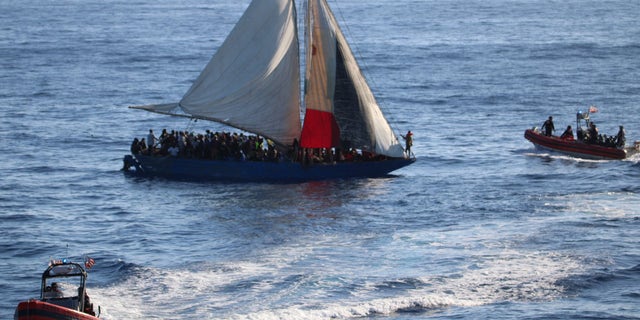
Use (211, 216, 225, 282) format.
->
(131, 129, 281, 162)
(541, 116, 626, 148)
(577, 123, 626, 148)
(130, 129, 390, 164)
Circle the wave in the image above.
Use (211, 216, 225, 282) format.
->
(86, 250, 586, 319)
(556, 264, 640, 298)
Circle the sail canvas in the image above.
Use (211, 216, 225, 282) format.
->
(125, 0, 414, 181)
(133, 0, 301, 146)
(301, 0, 405, 157)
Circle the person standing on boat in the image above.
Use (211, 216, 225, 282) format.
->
(588, 122, 598, 144)
(541, 116, 555, 136)
(616, 125, 626, 148)
(401, 130, 413, 155)
(147, 129, 157, 154)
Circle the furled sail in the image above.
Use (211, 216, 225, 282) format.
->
(131, 0, 301, 146)
(301, 0, 405, 158)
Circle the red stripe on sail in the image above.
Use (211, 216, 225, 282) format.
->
(300, 109, 340, 148)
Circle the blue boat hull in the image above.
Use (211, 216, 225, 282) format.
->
(123, 154, 415, 182)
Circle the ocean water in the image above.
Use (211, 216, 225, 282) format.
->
(1, 0, 639, 319)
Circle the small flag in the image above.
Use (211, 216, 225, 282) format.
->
(589, 105, 598, 113)
(84, 257, 95, 269)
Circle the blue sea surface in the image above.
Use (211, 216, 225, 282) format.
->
(1, 0, 639, 319)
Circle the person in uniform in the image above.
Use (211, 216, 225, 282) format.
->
(541, 116, 555, 136)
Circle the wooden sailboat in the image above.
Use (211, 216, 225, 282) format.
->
(124, 0, 415, 181)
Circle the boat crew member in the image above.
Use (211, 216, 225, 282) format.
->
(616, 125, 626, 147)
(588, 123, 598, 144)
(47, 282, 63, 298)
(560, 125, 574, 140)
(401, 130, 413, 155)
(541, 116, 555, 136)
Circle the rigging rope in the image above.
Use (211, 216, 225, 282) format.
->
(329, 0, 405, 141)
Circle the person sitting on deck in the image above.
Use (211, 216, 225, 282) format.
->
(44, 282, 63, 299)
(168, 143, 179, 157)
(560, 125, 574, 140)
(541, 116, 555, 136)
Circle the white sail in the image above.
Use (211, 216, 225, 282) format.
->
(133, 0, 301, 146)
(302, 0, 406, 158)
(132, 0, 406, 158)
